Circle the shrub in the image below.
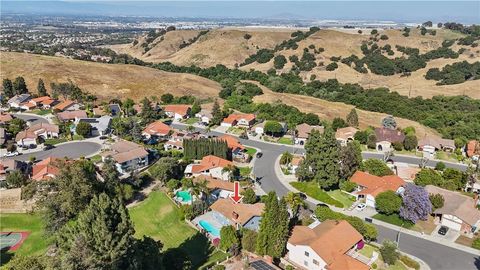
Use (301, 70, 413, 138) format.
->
(435, 162, 446, 171)
(241, 229, 258, 252)
(326, 62, 338, 71)
(400, 255, 420, 270)
(376, 190, 402, 215)
(429, 193, 445, 210)
(371, 29, 378, 35)
(360, 159, 393, 176)
(243, 33, 252, 40)
(340, 181, 357, 192)
(472, 238, 480, 250)
(380, 240, 399, 265)
(380, 34, 389, 40)
(392, 142, 403, 151)
(219, 225, 239, 252)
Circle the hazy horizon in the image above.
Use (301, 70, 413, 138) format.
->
(1, 1, 479, 24)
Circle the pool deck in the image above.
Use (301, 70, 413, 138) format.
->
(192, 211, 230, 240)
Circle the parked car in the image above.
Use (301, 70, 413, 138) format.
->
(316, 203, 329, 208)
(44, 144, 55, 150)
(99, 135, 108, 140)
(438, 226, 449, 236)
(356, 203, 367, 211)
(4, 151, 19, 157)
(256, 152, 263, 158)
(297, 192, 307, 200)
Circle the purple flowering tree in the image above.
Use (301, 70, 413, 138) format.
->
(399, 183, 432, 223)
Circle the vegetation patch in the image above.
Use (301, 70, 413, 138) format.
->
(373, 213, 414, 228)
(291, 182, 343, 207)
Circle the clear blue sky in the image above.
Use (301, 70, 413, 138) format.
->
(1, 1, 479, 24)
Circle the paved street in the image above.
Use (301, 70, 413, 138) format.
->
(2, 141, 101, 162)
(171, 122, 479, 269)
(13, 113, 49, 125)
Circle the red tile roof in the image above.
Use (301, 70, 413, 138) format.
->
(218, 135, 244, 150)
(30, 96, 53, 104)
(32, 157, 62, 181)
(143, 121, 171, 136)
(191, 155, 233, 173)
(164, 104, 191, 116)
(222, 113, 256, 124)
(56, 110, 87, 121)
(54, 100, 76, 111)
(210, 198, 264, 225)
(0, 113, 14, 124)
(350, 171, 405, 197)
(467, 140, 480, 157)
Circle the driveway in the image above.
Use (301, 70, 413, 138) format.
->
(2, 141, 101, 162)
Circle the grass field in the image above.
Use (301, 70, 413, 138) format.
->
(290, 182, 343, 208)
(278, 137, 293, 145)
(327, 190, 355, 208)
(30, 109, 52, 116)
(373, 213, 414, 229)
(0, 213, 50, 266)
(184, 117, 199, 125)
(239, 167, 252, 178)
(245, 147, 257, 156)
(129, 191, 226, 268)
(44, 138, 68, 145)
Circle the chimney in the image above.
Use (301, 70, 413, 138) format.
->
(232, 211, 239, 220)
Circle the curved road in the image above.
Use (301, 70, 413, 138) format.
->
(13, 113, 49, 125)
(172, 123, 478, 270)
(2, 141, 102, 162)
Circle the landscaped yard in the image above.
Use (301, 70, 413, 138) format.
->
(226, 127, 245, 135)
(129, 191, 227, 268)
(0, 213, 50, 266)
(245, 147, 257, 156)
(358, 244, 409, 270)
(327, 190, 355, 208)
(44, 137, 68, 145)
(411, 216, 437, 234)
(277, 137, 293, 145)
(239, 167, 252, 177)
(89, 154, 102, 163)
(30, 109, 52, 116)
(184, 117, 199, 125)
(291, 182, 343, 208)
(373, 213, 414, 229)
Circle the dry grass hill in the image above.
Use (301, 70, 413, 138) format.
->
(0, 52, 221, 101)
(111, 27, 479, 99)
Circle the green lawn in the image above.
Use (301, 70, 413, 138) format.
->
(0, 213, 50, 266)
(291, 182, 343, 208)
(30, 109, 52, 116)
(245, 147, 257, 155)
(359, 244, 377, 258)
(129, 191, 225, 268)
(327, 190, 355, 208)
(239, 167, 252, 177)
(89, 154, 102, 163)
(373, 213, 414, 229)
(278, 137, 293, 145)
(44, 137, 68, 145)
(184, 117, 199, 125)
(72, 134, 84, 141)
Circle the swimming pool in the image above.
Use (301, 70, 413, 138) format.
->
(175, 190, 192, 202)
(199, 220, 220, 237)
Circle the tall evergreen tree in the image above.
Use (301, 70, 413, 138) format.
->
(339, 141, 362, 180)
(139, 97, 158, 124)
(13, 76, 28, 95)
(346, 108, 359, 127)
(256, 192, 290, 258)
(190, 100, 201, 117)
(37, 79, 48, 96)
(210, 99, 223, 126)
(2, 78, 14, 98)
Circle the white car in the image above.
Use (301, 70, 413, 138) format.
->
(3, 151, 19, 157)
(356, 203, 367, 211)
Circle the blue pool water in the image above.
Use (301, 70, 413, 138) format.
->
(175, 190, 192, 202)
(199, 220, 220, 237)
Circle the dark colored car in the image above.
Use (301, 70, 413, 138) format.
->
(297, 192, 307, 200)
(44, 144, 55, 150)
(438, 226, 449, 236)
(99, 135, 108, 140)
(316, 203, 329, 208)
(256, 152, 263, 158)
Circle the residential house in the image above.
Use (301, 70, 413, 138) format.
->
(218, 135, 246, 161)
(0, 160, 27, 182)
(374, 128, 405, 152)
(163, 130, 201, 151)
(209, 198, 264, 231)
(7, 94, 31, 109)
(56, 110, 88, 122)
(286, 220, 369, 270)
(28, 96, 56, 109)
(418, 135, 455, 158)
(195, 109, 212, 125)
(101, 140, 149, 174)
(19, 102, 36, 111)
(335, 127, 358, 146)
(0, 113, 14, 125)
(350, 171, 405, 208)
(0, 128, 5, 147)
(184, 155, 233, 181)
(254, 121, 287, 136)
(467, 140, 480, 160)
(54, 100, 80, 111)
(16, 123, 59, 147)
(142, 121, 171, 140)
(425, 185, 480, 234)
(289, 156, 304, 174)
(94, 104, 122, 117)
(31, 157, 63, 181)
(221, 113, 256, 128)
(164, 104, 191, 120)
(295, 123, 324, 145)
(193, 175, 244, 200)
(74, 116, 112, 136)
(394, 165, 421, 182)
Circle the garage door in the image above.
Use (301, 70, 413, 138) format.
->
(441, 217, 462, 231)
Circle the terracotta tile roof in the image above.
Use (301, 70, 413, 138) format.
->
(395, 166, 421, 181)
(288, 220, 367, 270)
(210, 198, 264, 225)
(191, 155, 233, 173)
(425, 185, 480, 226)
(374, 128, 405, 143)
(164, 104, 191, 116)
(15, 130, 37, 141)
(193, 175, 244, 192)
(350, 171, 405, 197)
(222, 113, 256, 124)
(54, 100, 75, 111)
(102, 140, 148, 164)
(42, 99, 56, 106)
(165, 140, 183, 148)
(291, 156, 303, 166)
(20, 102, 36, 109)
(467, 140, 480, 157)
(29, 123, 59, 134)
(30, 96, 53, 104)
(335, 127, 358, 141)
(56, 110, 87, 121)
(32, 157, 62, 181)
(0, 113, 13, 124)
(218, 135, 244, 150)
(143, 121, 171, 136)
(296, 123, 324, 139)
(418, 135, 455, 150)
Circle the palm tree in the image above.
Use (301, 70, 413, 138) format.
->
(280, 151, 293, 165)
(285, 192, 305, 217)
(222, 165, 239, 181)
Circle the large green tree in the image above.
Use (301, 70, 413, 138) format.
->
(219, 225, 239, 252)
(2, 78, 14, 98)
(149, 157, 182, 183)
(37, 79, 48, 96)
(13, 77, 28, 95)
(75, 121, 92, 137)
(264, 120, 283, 136)
(375, 190, 402, 215)
(210, 99, 223, 126)
(346, 108, 359, 127)
(339, 141, 362, 180)
(360, 159, 393, 177)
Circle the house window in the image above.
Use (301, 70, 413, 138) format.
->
(304, 261, 308, 267)
(313, 259, 319, 266)
(304, 251, 309, 257)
